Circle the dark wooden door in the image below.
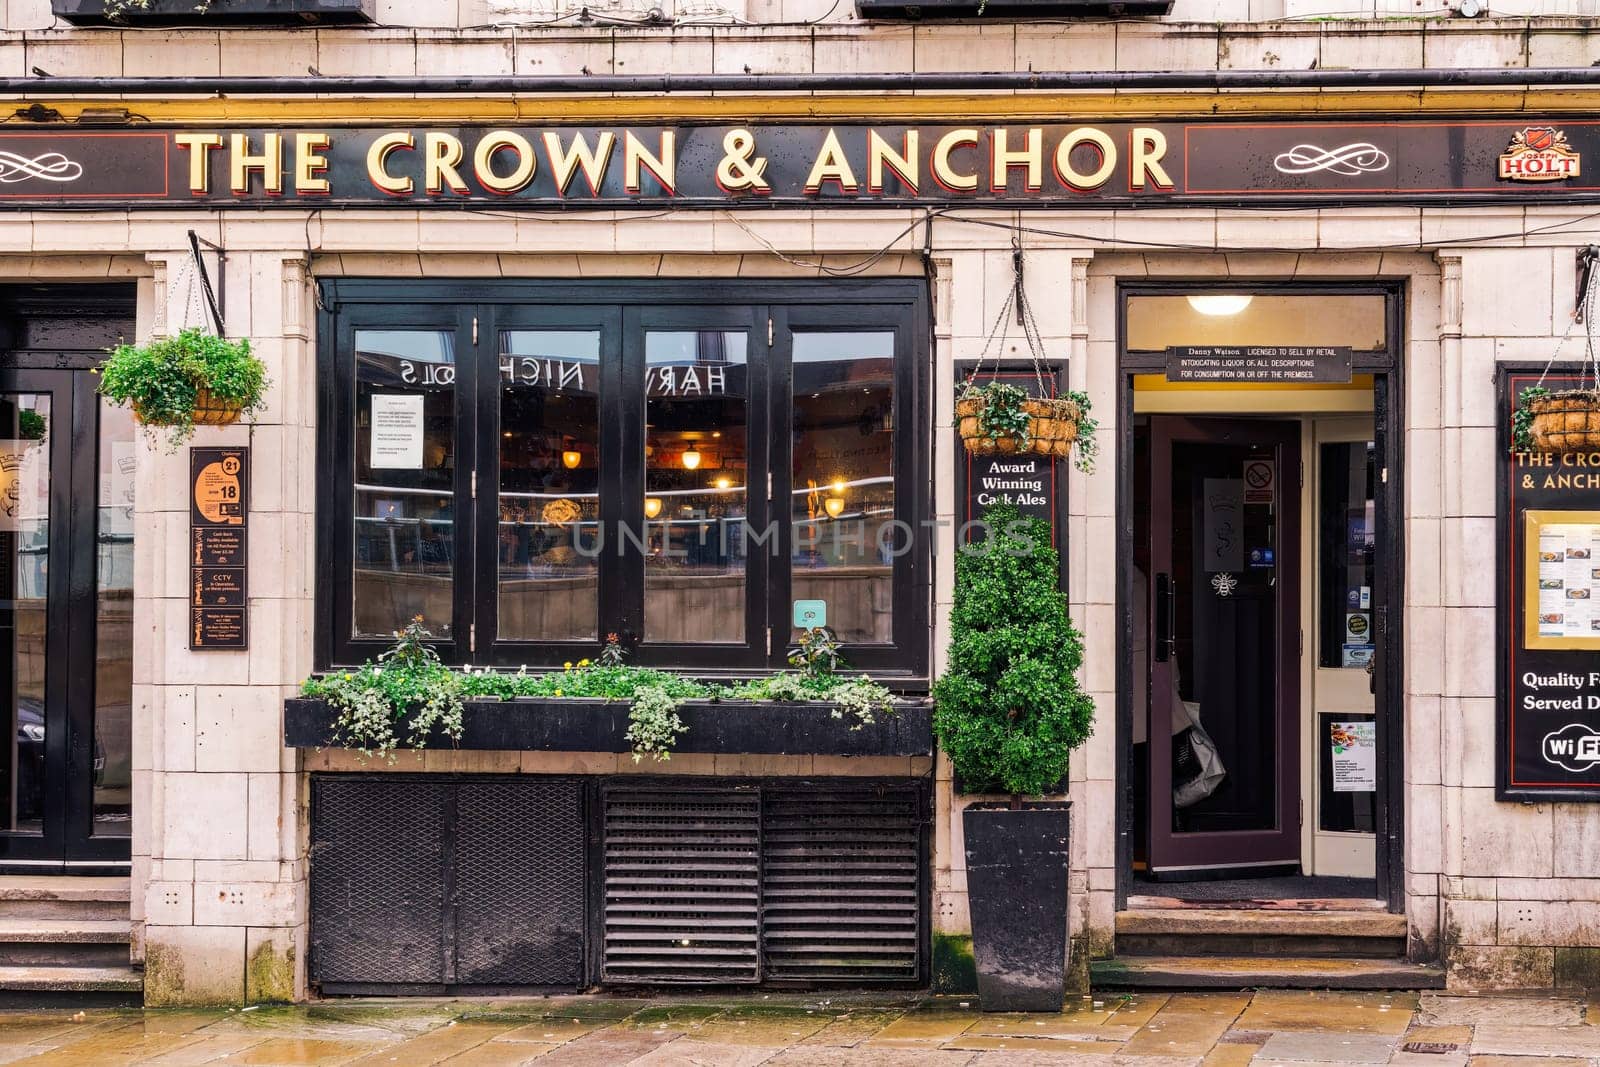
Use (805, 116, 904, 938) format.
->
(1148, 416, 1301, 874)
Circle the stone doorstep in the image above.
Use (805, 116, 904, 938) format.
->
(0, 877, 130, 903)
(1115, 908, 1408, 939)
(0, 964, 143, 992)
(0, 919, 132, 944)
(1125, 894, 1389, 912)
(1090, 956, 1447, 991)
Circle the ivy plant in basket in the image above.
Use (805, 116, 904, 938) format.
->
(956, 379, 1099, 474)
(97, 327, 267, 450)
(932, 502, 1094, 1012)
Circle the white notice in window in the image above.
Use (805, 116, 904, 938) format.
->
(1330, 721, 1376, 793)
(370, 394, 424, 470)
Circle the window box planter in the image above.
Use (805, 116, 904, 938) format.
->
(283, 697, 933, 758)
(52, 0, 375, 25)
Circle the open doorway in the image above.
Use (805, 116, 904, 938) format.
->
(1116, 286, 1404, 911)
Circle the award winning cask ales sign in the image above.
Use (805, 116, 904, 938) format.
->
(1498, 367, 1600, 800)
(190, 446, 248, 650)
(955, 361, 1069, 589)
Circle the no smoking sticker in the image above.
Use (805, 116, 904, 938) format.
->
(1244, 459, 1276, 504)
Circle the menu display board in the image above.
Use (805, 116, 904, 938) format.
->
(190, 446, 249, 650)
(954, 361, 1069, 589)
(1498, 368, 1600, 800)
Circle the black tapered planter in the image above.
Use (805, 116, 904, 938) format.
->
(963, 801, 1070, 1012)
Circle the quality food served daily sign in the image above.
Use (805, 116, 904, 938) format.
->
(1498, 366, 1600, 799)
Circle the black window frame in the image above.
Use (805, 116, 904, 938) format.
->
(316, 278, 931, 682)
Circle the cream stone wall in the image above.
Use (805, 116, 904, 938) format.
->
(7, 0, 1598, 29)
(11, 196, 1600, 998)
(0, 18, 1597, 73)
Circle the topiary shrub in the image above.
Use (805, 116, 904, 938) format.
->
(932, 503, 1095, 795)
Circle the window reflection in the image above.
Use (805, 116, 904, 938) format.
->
(498, 331, 601, 642)
(353, 330, 456, 639)
(2, 393, 49, 833)
(1319, 440, 1377, 670)
(792, 332, 895, 644)
(93, 400, 135, 835)
(645, 331, 748, 644)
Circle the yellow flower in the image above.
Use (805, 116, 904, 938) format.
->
(555, 689, 563, 697)
(578, 658, 591, 668)
(564, 661, 573, 671)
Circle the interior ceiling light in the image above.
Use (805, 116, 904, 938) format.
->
(644, 497, 663, 519)
(681, 448, 702, 470)
(562, 449, 582, 469)
(1186, 294, 1254, 317)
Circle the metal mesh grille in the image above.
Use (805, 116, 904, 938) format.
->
(761, 783, 922, 983)
(455, 779, 585, 987)
(602, 785, 762, 983)
(310, 777, 448, 985)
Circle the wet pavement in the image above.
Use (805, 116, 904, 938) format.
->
(2, 989, 1600, 1065)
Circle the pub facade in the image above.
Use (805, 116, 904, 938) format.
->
(1, 0, 1599, 1004)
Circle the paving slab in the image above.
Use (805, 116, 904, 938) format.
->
(492, 1019, 604, 1044)
(211, 1037, 381, 1065)
(865, 1008, 977, 1046)
(625, 1038, 779, 1066)
(796, 1011, 909, 1047)
(1387, 1055, 1466, 1067)
(434, 1043, 564, 1067)
(768, 1047, 977, 1065)
(1199, 1045, 1258, 1067)
(1418, 995, 1584, 1027)
(967, 1010, 1133, 1042)
(1120, 993, 1249, 1057)
(1252, 1031, 1399, 1064)
(535, 1028, 680, 1067)
(1466, 1057, 1589, 1067)
(1469, 1024, 1600, 1057)
(1233, 992, 1413, 1036)
(944, 1035, 1127, 1052)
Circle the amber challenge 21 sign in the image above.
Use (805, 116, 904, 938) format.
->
(190, 447, 248, 650)
(1498, 368, 1600, 800)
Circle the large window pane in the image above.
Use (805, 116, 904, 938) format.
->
(791, 332, 895, 644)
(93, 400, 135, 836)
(1, 394, 49, 833)
(1319, 440, 1377, 670)
(353, 330, 456, 639)
(644, 331, 748, 644)
(498, 331, 601, 642)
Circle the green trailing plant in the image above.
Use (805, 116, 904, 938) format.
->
(968, 381, 1032, 448)
(96, 327, 267, 450)
(789, 626, 842, 680)
(102, 0, 213, 20)
(300, 616, 465, 763)
(1062, 389, 1099, 475)
(1512, 385, 1552, 453)
(932, 503, 1095, 796)
(303, 628, 901, 762)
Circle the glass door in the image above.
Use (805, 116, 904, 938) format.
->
(1147, 416, 1302, 874)
(0, 369, 131, 867)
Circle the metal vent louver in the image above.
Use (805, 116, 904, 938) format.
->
(602, 785, 762, 983)
(761, 784, 922, 982)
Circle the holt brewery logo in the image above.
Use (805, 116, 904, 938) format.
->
(1498, 126, 1581, 182)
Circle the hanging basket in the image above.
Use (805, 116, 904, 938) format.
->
(1527, 389, 1600, 454)
(133, 388, 244, 428)
(958, 395, 1082, 458)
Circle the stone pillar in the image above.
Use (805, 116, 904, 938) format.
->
(137, 248, 314, 1006)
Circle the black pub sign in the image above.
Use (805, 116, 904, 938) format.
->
(190, 446, 249, 650)
(1498, 367, 1600, 799)
(0, 119, 1597, 209)
(955, 361, 1069, 589)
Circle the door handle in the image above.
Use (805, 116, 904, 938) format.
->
(1154, 572, 1174, 663)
